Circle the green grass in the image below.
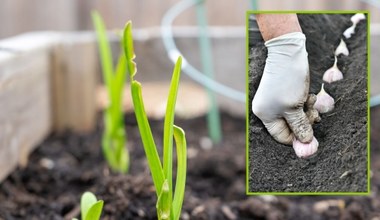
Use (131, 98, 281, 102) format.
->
(123, 21, 187, 220)
(92, 11, 129, 173)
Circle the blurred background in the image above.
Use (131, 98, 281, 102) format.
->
(1, 0, 380, 219)
(0, 0, 378, 38)
(1, 0, 379, 95)
(0, 0, 379, 94)
(0, 0, 248, 38)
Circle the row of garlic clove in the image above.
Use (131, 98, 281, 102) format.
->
(323, 13, 365, 84)
(316, 13, 366, 114)
(343, 13, 366, 39)
(293, 14, 365, 158)
(295, 77, 339, 156)
(323, 38, 348, 84)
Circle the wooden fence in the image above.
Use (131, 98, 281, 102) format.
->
(1, 0, 379, 39)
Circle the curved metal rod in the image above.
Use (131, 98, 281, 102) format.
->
(161, 0, 246, 103)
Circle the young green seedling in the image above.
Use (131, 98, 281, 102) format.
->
(92, 11, 129, 173)
(123, 21, 187, 220)
(72, 191, 104, 220)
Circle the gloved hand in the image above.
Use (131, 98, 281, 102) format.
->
(252, 32, 313, 145)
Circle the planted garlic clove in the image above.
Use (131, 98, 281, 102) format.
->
(323, 56, 343, 83)
(323, 68, 343, 83)
(335, 39, 349, 56)
(343, 24, 356, 39)
(314, 84, 335, 113)
(351, 13, 366, 25)
(293, 136, 319, 159)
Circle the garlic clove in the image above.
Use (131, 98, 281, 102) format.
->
(335, 39, 349, 56)
(323, 56, 343, 83)
(314, 84, 335, 113)
(343, 24, 356, 39)
(323, 68, 343, 83)
(293, 136, 319, 159)
(351, 13, 366, 25)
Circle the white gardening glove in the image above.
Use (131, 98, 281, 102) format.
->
(252, 32, 313, 145)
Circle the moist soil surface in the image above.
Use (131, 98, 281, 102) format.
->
(249, 14, 368, 192)
(1, 111, 380, 220)
(0, 113, 246, 220)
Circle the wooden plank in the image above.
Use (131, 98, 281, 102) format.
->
(0, 33, 58, 182)
(0, 32, 98, 182)
(97, 82, 209, 119)
(0, 0, 77, 39)
(1, 0, 380, 39)
(51, 33, 98, 133)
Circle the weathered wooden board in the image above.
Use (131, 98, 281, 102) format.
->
(51, 33, 98, 133)
(1, 0, 379, 39)
(0, 32, 98, 182)
(0, 33, 58, 182)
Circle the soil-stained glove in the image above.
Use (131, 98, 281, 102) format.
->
(252, 32, 313, 145)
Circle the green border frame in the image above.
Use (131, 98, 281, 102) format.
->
(245, 10, 371, 196)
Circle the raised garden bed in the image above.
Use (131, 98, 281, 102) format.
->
(0, 27, 245, 183)
(2, 109, 380, 219)
(1, 16, 380, 219)
(0, 27, 248, 219)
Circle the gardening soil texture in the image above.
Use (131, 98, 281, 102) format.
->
(1, 107, 380, 219)
(0, 112, 248, 220)
(249, 14, 368, 193)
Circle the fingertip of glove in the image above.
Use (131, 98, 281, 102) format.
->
(284, 110, 314, 143)
(294, 128, 314, 143)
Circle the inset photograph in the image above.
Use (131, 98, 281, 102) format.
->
(247, 12, 369, 194)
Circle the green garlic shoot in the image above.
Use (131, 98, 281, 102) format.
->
(92, 11, 129, 173)
(72, 191, 104, 220)
(123, 21, 187, 220)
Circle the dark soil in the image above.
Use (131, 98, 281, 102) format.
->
(2, 109, 380, 220)
(249, 14, 368, 192)
(0, 113, 248, 220)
